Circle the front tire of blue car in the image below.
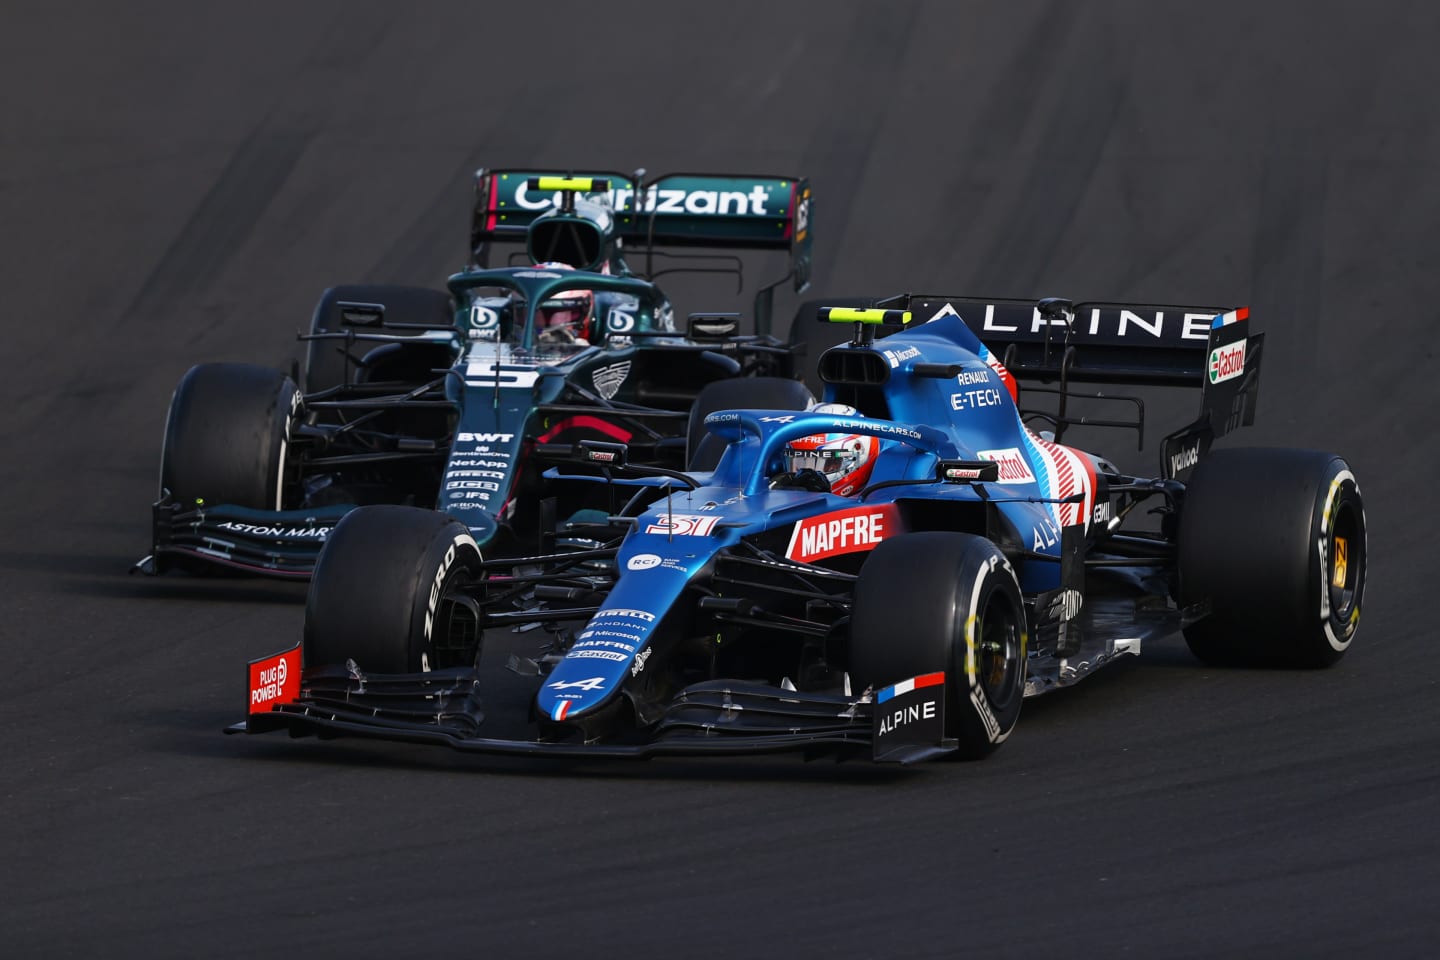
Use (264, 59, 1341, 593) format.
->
(305, 505, 484, 673)
(851, 533, 1027, 760)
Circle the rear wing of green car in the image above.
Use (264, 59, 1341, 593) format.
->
(470, 168, 813, 293)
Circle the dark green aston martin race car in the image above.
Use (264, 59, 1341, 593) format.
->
(137, 170, 817, 578)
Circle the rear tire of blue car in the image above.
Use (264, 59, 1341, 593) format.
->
(303, 285, 453, 394)
(305, 505, 484, 672)
(851, 533, 1027, 760)
(160, 362, 298, 510)
(686, 376, 812, 471)
(1179, 447, 1366, 668)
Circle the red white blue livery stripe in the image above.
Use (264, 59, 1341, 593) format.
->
(876, 672, 945, 703)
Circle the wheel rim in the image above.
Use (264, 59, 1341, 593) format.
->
(1327, 501, 1363, 628)
(976, 591, 1022, 708)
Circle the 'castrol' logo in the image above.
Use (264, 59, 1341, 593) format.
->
(1208, 341, 1246, 384)
(975, 448, 1037, 485)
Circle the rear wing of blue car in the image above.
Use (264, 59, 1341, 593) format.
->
(470, 168, 813, 292)
(848, 294, 1264, 479)
(891, 295, 1258, 388)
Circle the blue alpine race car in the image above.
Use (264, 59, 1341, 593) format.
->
(236, 295, 1367, 763)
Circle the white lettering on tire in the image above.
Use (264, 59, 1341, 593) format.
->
(969, 687, 1001, 741)
(962, 553, 1018, 744)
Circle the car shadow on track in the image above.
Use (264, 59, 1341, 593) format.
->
(137, 644, 1226, 786)
(70, 575, 309, 605)
(0, 549, 140, 578)
(1014, 654, 1144, 725)
(0, 547, 310, 603)
(140, 706, 924, 787)
(127, 630, 1224, 787)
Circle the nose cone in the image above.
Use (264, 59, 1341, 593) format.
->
(464, 512, 498, 547)
(534, 553, 699, 728)
(536, 606, 658, 724)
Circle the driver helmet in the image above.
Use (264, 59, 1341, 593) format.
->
(784, 403, 882, 496)
(533, 262, 594, 343)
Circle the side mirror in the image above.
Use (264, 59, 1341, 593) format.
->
(936, 460, 999, 483)
(577, 440, 628, 467)
(688, 313, 741, 340)
(336, 301, 385, 327)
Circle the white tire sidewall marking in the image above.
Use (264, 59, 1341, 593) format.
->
(963, 552, 1016, 744)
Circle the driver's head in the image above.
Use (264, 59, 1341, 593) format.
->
(784, 404, 880, 496)
(533, 262, 594, 343)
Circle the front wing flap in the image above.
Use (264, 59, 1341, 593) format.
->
(138, 498, 355, 579)
(235, 652, 954, 763)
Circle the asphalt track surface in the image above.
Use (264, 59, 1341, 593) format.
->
(3, 2, 1438, 956)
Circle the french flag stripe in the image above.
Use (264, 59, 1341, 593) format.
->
(552, 701, 571, 722)
(877, 672, 946, 702)
(1212, 306, 1250, 327)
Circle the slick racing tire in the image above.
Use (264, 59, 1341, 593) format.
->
(851, 532, 1027, 760)
(160, 362, 298, 510)
(303, 285, 453, 394)
(1178, 448, 1366, 668)
(788, 297, 878, 394)
(305, 505, 484, 672)
(685, 376, 813, 471)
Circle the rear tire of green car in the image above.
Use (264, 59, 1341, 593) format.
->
(685, 376, 813, 471)
(304, 285, 453, 394)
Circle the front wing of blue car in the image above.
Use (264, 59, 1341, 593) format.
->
(231, 646, 957, 764)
